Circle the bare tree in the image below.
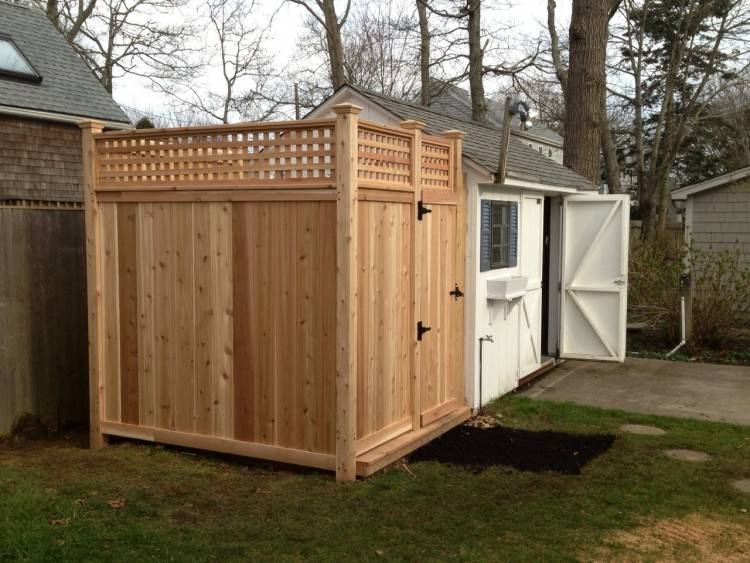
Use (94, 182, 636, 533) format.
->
(547, 0, 623, 189)
(288, 0, 351, 90)
(562, 0, 609, 183)
(157, 0, 282, 123)
(422, 0, 541, 122)
(417, 0, 431, 104)
(610, 0, 750, 238)
(35, 0, 195, 93)
(41, 0, 96, 43)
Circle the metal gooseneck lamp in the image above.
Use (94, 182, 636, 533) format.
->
(494, 97, 538, 184)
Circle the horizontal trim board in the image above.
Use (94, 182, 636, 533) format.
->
(357, 180, 414, 192)
(95, 118, 337, 140)
(422, 188, 458, 205)
(358, 119, 413, 140)
(101, 421, 336, 471)
(358, 188, 413, 203)
(356, 417, 412, 456)
(356, 407, 471, 477)
(0, 104, 131, 130)
(96, 189, 337, 203)
(95, 181, 336, 192)
(420, 398, 457, 427)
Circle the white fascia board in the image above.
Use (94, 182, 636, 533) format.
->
(305, 87, 371, 118)
(0, 104, 132, 130)
(671, 166, 750, 200)
(479, 180, 579, 195)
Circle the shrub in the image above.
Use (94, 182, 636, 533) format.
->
(628, 238, 750, 349)
(628, 237, 684, 343)
(688, 246, 750, 348)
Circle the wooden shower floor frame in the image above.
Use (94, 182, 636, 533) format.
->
(356, 407, 472, 477)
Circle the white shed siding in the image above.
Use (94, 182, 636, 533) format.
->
(690, 179, 750, 265)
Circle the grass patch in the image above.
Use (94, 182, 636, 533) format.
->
(1, 396, 748, 561)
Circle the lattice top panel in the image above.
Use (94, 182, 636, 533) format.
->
(94, 120, 336, 190)
(421, 137, 452, 190)
(357, 124, 412, 190)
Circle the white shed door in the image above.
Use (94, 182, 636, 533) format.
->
(519, 195, 544, 377)
(560, 195, 629, 362)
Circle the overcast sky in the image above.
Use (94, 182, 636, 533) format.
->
(112, 0, 573, 119)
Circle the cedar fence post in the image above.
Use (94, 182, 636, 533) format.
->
(80, 121, 106, 449)
(399, 120, 425, 431)
(332, 103, 361, 481)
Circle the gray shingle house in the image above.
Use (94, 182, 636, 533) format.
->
(671, 166, 750, 266)
(0, 0, 129, 435)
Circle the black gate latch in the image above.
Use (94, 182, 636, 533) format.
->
(449, 284, 464, 300)
(417, 321, 431, 341)
(417, 200, 432, 220)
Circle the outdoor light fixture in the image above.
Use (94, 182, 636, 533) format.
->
(494, 97, 539, 183)
(511, 100, 536, 129)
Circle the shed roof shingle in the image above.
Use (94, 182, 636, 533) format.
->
(0, 1, 129, 124)
(345, 85, 594, 190)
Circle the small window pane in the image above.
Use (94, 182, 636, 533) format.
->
(492, 247, 501, 264)
(0, 38, 39, 78)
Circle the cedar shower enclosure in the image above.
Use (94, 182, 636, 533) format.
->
(82, 105, 468, 480)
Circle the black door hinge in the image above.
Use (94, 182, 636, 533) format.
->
(417, 200, 432, 220)
(417, 321, 431, 341)
(449, 284, 464, 300)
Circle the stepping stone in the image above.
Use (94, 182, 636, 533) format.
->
(663, 449, 712, 462)
(620, 424, 667, 436)
(731, 479, 750, 494)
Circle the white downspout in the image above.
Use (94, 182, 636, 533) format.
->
(666, 294, 686, 357)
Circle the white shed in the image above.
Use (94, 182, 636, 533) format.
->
(308, 85, 630, 409)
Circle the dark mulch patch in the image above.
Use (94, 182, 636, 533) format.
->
(409, 424, 616, 474)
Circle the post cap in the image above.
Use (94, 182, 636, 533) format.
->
(331, 103, 363, 115)
(78, 120, 106, 132)
(400, 120, 426, 131)
(442, 129, 465, 139)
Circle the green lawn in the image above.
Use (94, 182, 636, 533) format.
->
(1, 396, 749, 562)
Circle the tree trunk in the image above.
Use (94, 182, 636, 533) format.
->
(563, 0, 609, 184)
(467, 0, 485, 122)
(600, 99, 622, 193)
(417, 0, 431, 105)
(639, 176, 658, 240)
(321, 0, 346, 89)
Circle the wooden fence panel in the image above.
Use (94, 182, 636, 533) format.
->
(356, 200, 413, 443)
(232, 201, 336, 453)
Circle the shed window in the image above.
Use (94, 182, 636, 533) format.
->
(0, 36, 41, 82)
(480, 200, 518, 271)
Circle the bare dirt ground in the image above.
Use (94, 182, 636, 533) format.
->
(587, 513, 750, 562)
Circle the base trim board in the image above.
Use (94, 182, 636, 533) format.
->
(101, 421, 336, 471)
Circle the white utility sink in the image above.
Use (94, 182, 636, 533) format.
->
(486, 276, 528, 301)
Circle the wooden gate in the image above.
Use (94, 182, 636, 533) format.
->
(417, 134, 466, 427)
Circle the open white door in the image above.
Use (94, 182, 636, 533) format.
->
(519, 194, 544, 377)
(560, 195, 629, 362)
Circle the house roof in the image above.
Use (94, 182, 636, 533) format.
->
(671, 165, 750, 200)
(332, 85, 594, 191)
(0, 1, 130, 125)
(428, 82, 564, 146)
